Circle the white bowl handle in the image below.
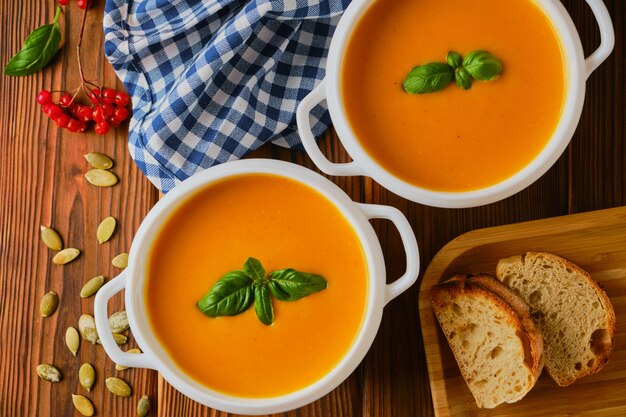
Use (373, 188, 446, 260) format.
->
(357, 203, 420, 305)
(584, 0, 614, 79)
(297, 79, 365, 176)
(94, 270, 157, 370)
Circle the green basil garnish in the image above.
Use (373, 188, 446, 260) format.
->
(403, 50, 503, 94)
(455, 67, 473, 90)
(196, 271, 254, 317)
(462, 50, 503, 81)
(197, 257, 327, 325)
(4, 7, 62, 76)
(243, 257, 265, 281)
(268, 269, 328, 301)
(402, 62, 453, 95)
(254, 283, 274, 325)
(446, 51, 463, 69)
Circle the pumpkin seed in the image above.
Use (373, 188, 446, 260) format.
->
(72, 394, 94, 417)
(52, 248, 80, 265)
(137, 395, 150, 417)
(40, 225, 62, 251)
(84, 152, 114, 170)
(106, 377, 132, 397)
(78, 314, 98, 344)
(85, 169, 118, 187)
(115, 348, 141, 371)
(65, 326, 80, 356)
(108, 311, 129, 333)
(97, 333, 127, 346)
(112, 253, 129, 269)
(40, 291, 58, 317)
(79, 363, 96, 392)
(97, 216, 116, 244)
(36, 364, 61, 382)
(80, 275, 105, 298)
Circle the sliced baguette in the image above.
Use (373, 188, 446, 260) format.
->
(430, 274, 544, 408)
(496, 252, 616, 387)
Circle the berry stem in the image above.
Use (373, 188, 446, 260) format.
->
(76, 7, 89, 90)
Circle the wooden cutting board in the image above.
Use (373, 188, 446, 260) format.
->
(418, 206, 626, 417)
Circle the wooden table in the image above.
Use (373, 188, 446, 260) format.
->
(1, 1, 623, 416)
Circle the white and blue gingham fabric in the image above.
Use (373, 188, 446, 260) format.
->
(103, 0, 349, 192)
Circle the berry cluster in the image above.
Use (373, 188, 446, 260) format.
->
(37, 88, 130, 134)
(57, 0, 92, 9)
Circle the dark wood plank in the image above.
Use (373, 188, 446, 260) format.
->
(0, 2, 160, 417)
(567, 0, 625, 212)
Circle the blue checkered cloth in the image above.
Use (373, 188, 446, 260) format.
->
(103, 0, 348, 192)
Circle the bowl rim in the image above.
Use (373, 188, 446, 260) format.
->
(322, 0, 588, 208)
(103, 159, 402, 414)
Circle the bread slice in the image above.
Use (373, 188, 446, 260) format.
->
(430, 274, 544, 408)
(496, 252, 616, 387)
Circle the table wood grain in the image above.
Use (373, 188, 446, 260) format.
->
(0, 1, 623, 416)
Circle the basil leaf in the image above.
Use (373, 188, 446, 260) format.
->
(402, 62, 453, 94)
(196, 271, 254, 317)
(4, 7, 62, 76)
(243, 257, 265, 281)
(268, 269, 327, 301)
(254, 283, 274, 325)
(462, 50, 503, 81)
(455, 67, 472, 90)
(446, 51, 462, 69)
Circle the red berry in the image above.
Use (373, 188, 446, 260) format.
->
(77, 0, 92, 10)
(67, 118, 82, 133)
(58, 0, 70, 5)
(95, 121, 110, 135)
(115, 92, 130, 107)
(102, 88, 117, 104)
(113, 106, 129, 121)
(89, 89, 102, 105)
(92, 107, 106, 123)
(101, 103, 115, 117)
(78, 121, 88, 132)
(36, 90, 52, 105)
(56, 113, 70, 128)
(59, 93, 73, 108)
(76, 105, 93, 122)
(47, 104, 63, 120)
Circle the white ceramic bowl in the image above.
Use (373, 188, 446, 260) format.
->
(94, 159, 419, 415)
(297, 0, 614, 208)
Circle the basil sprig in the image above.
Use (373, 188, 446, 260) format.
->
(402, 63, 453, 95)
(403, 50, 503, 94)
(197, 258, 328, 325)
(4, 6, 62, 76)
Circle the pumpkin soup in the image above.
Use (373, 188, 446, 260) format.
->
(342, 0, 566, 191)
(146, 174, 368, 398)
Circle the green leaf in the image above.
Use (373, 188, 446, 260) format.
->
(446, 51, 463, 69)
(196, 271, 254, 317)
(268, 269, 327, 302)
(4, 7, 62, 76)
(462, 50, 503, 81)
(455, 67, 473, 90)
(402, 62, 453, 94)
(243, 257, 265, 281)
(254, 283, 274, 325)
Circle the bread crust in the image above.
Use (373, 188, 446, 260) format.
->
(430, 274, 545, 407)
(468, 274, 545, 382)
(496, 252, 616, 386)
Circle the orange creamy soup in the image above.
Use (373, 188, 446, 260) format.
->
(146, 174, 368, 397)
(342, 0, 566, 191)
